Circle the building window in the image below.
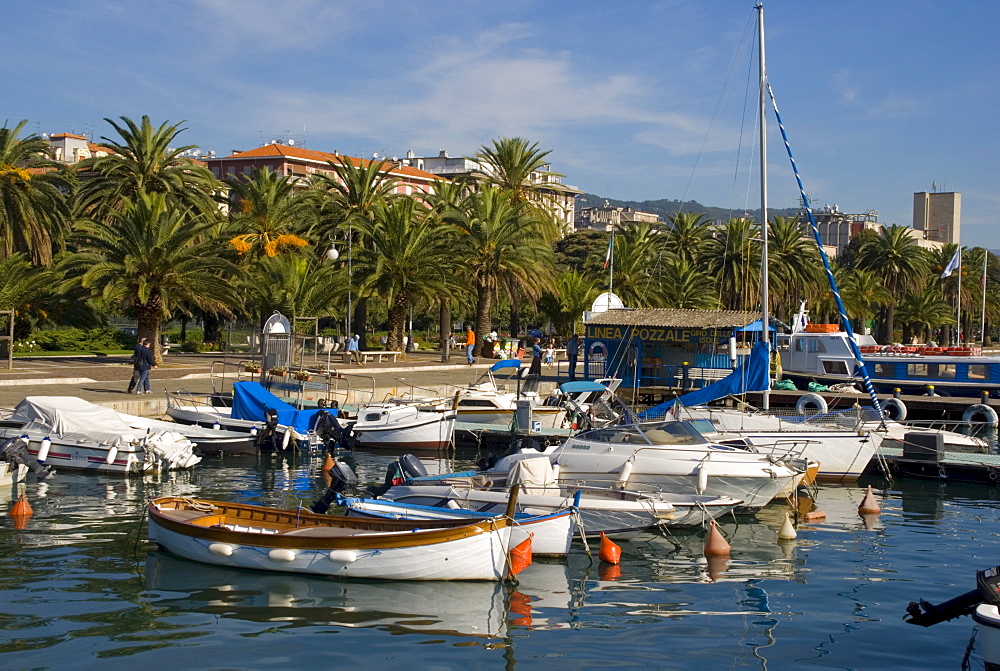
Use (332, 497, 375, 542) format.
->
(211, 167, 220, 177)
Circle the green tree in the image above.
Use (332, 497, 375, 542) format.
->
(607, 221, 662, 307)
(663, 211, 713, 265)
(767, 216, 820, 321)
(242, 253, 344, 330)
(854, 224, 928, 343)
(0, 120, 71, 265)
(707, 217, 761, 311)
(896, 286, 954, 343)
(659, 257, 721, 309)
(76, 115, 219, 220)
(537, 270, 601, 335)
(448, 187, 554, 356)
(64, 192, 239, 362)
(353, 198, 455, 351)
(226, 167, 315, 259)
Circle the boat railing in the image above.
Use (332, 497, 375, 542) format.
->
(699, 406, 867, 433)
(166, 389, 230, 411)
(390, 378, 443, 403)
(264, 367, 376, 410)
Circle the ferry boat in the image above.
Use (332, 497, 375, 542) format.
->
(781, 320, 1000, 398)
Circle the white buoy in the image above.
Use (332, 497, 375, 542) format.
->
(250, 426, 259, 437)
(208, 543, 236, 557)
(212, 421, 221, 431)
(268, 549, 297, 562)
(778, 513, 798, 540)
(37, 436, 52, 462)
(615, 458, 634, 489)
(328, 550, 358, 563)
(281, 429, 292, 451)
(105, 445, 119, 465)
(696, 465, 709, 494)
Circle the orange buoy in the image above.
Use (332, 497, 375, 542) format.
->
(704, 519, 731, 556)
(321, 454, 334, 472)
(598, 531, 621, 565)
(509, 590, 533, 626)
(10, 494, 32, 529)
(598, 561, 622, 581)
(803, 510, 827, 521)
(509, 535, 533, 576)
(858, 485, 881, 515)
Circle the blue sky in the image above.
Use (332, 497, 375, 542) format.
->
(5, 1, 998, 247)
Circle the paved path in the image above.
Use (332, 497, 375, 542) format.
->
(0, 350, 566, 417)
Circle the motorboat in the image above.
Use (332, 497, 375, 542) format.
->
(0, 397, 200, 474)
(484, 420, 805, 512)
(352, 403, 456, 452)
(361, 454, 743, 535)
(147, 496, 521, 581)
(337, 493, 576, 555)
(391, 360, 569, 428)
(166, 382, 342, 452)
(679, 407, 882, 482)
(116, 410, 259, 456)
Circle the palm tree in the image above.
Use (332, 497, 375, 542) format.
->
(312, 158, 400, 349)
(537, 271, 601, 335)
(226, 167, 315, 259)
(607, 221, 662, 307)
(352, 198, 456, 351)
(0, 120, 72, 265)
(0, 254, 57, 350)
(767, 216, 820, 321)
(64, 192, 240, 362)
(76, 116, 219, 219)
(707, 217, 761, 311)
(896, 287, 954, 343)
(663, 211, 713, 265)
(854, 224, 929, 343)
(242, 253, 345, 329)
(448, 187, 554, 356)
(659, 258, 721, 309)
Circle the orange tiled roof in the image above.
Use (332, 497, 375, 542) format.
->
(222, 144, 443, 181)
(50, 133, 88, 140)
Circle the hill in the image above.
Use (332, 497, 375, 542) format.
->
(576, 193, 801, 223)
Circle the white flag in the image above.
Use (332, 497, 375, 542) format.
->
(941, 250, 961, 278)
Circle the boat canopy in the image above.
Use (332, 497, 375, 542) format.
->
(638, 341, 770, 418)
(12, 396, 150, 446)
(231, 381, 330, 433)
(490, 359, 522, 372)
(559, 381, 609, 394)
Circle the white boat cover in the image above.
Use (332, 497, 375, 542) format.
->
(14, 396, 159, 447)
(508, 457, 558, 496)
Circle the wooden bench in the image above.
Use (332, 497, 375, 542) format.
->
(341, 350, 402, 364)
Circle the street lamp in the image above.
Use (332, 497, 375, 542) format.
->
(327, 223, 353, 342)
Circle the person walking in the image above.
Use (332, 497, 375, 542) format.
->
(347, 334, 363, 365)
(135, 338, 157, 394)
(528, 337, 542, 377)
(566, 333, 580, 381)
(126, 338, 144, 393)
(465, 325, 476, 365)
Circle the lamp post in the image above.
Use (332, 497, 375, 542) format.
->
(326, 222, 352, 342)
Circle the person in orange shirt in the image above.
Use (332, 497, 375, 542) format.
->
(465, 326, 476, 365)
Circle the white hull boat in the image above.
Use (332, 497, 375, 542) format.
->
(339, 496, 576, 555)
(487, 421, 805, 512)
(147, 496, 517, 581)
(0, 397, 200, 474)
(117, 411, 259, 456)
(353, 403, 457, 451)
(0, 460, 27, 486)
(682, 407, 882, 481)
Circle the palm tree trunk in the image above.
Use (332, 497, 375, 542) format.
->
(386, 294, 407, 352)
(474, 282, 492, 358)
(353, 298, 368, 351)
(508, 279, 520, 338)
(439, 297, 451, 362)
(136, 295, 163, 364)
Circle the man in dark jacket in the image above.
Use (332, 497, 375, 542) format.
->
(135, 338, 157, 394)
(126, 339, 144, 393)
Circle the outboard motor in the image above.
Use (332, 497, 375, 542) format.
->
(367, 460, 406, 498)
(309, 459, 359, 514)
(906, 565, 1000, 627)
(1, 437, 55, 479)
(256, 408, 281, 451)
(398, 453, 428, 479)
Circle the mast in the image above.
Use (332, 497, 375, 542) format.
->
(757, 1, 771, 410)
(957, 245, 963, 344)
(982, 249, 988, 343)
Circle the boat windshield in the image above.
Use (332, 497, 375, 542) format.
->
(640, 421, 710, 445)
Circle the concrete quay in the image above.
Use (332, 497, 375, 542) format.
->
(0, 351, 566, 417)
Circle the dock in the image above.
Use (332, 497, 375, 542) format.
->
(868, 445, 1000, 485)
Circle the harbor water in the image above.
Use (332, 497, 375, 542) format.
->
(2, 450, 1000, 669)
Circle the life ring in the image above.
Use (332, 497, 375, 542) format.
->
(963, 403, 999, 427)
(882, 398, 907, 422)
(796, 393, 828, 416)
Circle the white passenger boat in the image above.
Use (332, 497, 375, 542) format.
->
(352, 403, 457, 451)
(339, 495, 576, 555)
(0, 397, 200, 474)
(147, 496, 519, 581)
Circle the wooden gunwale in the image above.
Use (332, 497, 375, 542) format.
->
(148, 497, 512, 550)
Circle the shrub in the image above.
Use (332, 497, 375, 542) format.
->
(32, 327, 133, 352)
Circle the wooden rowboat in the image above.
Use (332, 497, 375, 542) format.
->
(147, 496, 519, 581)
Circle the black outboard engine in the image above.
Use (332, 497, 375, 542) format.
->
(398, 453, 428, 479)
(1, 437, 55, 479)
(906, 565, 1000, 626)
(256, 408, 282, 451)
(367, 460, 405, 498)
(310, 459, 359, 514)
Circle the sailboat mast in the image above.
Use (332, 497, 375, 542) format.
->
(757, 1, 770, 409)
(982, 249, 988, 343)
(957, 246, 963, 344)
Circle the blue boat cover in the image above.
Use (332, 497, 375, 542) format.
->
(560, 381, 609, 394)
(230, 381, 332, 433)
(491, 359, 522, 372)
(638, 341, 771, 419)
